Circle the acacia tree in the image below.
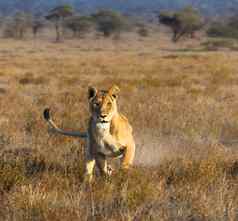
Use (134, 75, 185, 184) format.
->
(92, 10, 129, 37)
(46, 5, 73, 42)
(159, 6, 203, 42)
(32, 17, 45, 39)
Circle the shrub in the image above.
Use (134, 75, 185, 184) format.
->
(202, 39, 236, 50)
(207, 21, 238, 39)
(137, 25, 149, 37)
(3, 12, 32, 39)
(64, 15, 94, 38)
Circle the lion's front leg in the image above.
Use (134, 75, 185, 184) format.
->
(103, 134, 125, 156)
(96, 155, 112, 177)
(84, 158, 96, 183)
(84, 138, 96, 183)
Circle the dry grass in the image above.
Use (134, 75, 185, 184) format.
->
(0, 36, 238, 220)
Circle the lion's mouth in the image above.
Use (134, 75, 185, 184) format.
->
(96, 118, 109, 124)
(100, 120, 109, 123)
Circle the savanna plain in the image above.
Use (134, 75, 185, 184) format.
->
(1, 34, 238, 221)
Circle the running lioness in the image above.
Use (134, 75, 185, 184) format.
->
(43, 85, 135, 182)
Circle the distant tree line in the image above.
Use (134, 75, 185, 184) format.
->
(2, 4, 238, 43)
(2, 5, 133, 42)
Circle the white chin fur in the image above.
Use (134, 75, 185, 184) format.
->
(96, 122, 110, 130)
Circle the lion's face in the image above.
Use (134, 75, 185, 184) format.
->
(88, 85, 120, 123)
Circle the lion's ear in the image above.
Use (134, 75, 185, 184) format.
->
(88, 86, 97, 100)
(109, 85, 120, 99)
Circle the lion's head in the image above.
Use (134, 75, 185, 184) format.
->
(88, 85, 120, 123)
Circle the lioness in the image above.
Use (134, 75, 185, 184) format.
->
(43, 85, 135, 182)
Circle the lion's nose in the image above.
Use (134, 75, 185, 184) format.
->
(100, 114, 107, 118)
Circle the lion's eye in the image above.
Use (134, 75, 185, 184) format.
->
(107, 102, 112, 107)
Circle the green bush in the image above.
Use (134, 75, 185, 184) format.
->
(64, 15, 94, 38)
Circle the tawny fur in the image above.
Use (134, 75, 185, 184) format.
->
(43, 85, 135, 182)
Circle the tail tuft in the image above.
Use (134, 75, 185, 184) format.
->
(43, 108, 50, 121)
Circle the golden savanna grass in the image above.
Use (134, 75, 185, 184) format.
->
(1, 36, 238, 220)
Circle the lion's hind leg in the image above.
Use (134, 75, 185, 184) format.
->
(121, 142, 135, 169)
